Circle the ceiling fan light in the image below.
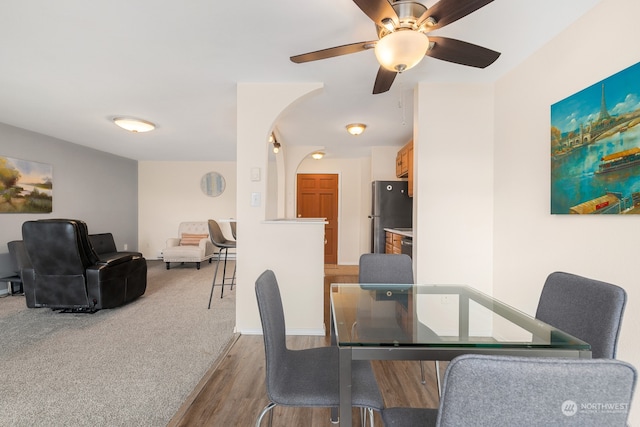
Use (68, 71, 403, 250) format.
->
(346, 123, 366, 136)
(381, 17, 395, 32)
(113, 117, 155, 133)
(374, 30, 430, 73)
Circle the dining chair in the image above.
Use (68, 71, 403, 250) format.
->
(207, 219, 236, 308)
(254, 269, 383, 427)
(382, 354, 637, 427)
(358, 254, 440, 393)
(230, 220, 237, 240)
(536, 271, 627, 359)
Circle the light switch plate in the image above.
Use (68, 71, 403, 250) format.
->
(251, 192, 261, 207)
(250, 167, 261, 182)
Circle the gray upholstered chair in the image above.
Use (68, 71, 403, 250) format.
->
(535, 271, 626, 359)
(359, 253, 414, 284)
(382, 354, 637, 427)
(207, 219, 236, 307)
(358, 254, 439, 392)
(254, 269, 383, 426)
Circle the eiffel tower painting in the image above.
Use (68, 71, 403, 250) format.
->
(551, 61, 640, 214)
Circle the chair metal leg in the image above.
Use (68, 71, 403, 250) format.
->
(419, 360, 441, 396)
(255, 402, 276, 427)
(230, 261, 236, 289)
(358, 407, 375, 427)
(220, 248, 228, 298)
(435, 360, 442, 397)
(331, 407, 339, 424)
(207, 250, 224, 309)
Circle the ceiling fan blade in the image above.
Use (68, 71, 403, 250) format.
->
(353, 0, 399, 27)
(373, 67, 397, 94)
(290, 41, 376, 63)
(426, 36, 500, 68)
(418, 0, 494, 32)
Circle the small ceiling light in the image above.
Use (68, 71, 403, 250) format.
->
(374, 30, 430, 73)
(113, 117, 156, 133)
(311, 152, 324, 160)
(346, 123, 367, 136)
(269, 133, 281, 153)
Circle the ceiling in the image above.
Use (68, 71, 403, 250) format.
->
(0, 0, 601, 161)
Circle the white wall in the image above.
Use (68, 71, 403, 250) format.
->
(138, 161, 236, 259)
(236, 83, 326, 335)
(371, 146, 400, 181)
(413, 83, 495, 295)
(492, 0, 640, 422)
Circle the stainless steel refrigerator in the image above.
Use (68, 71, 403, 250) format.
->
(369, 180, 413, 253)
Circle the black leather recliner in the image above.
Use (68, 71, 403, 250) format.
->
(88, 232, 143, 261)
(21, 219, 147, 311)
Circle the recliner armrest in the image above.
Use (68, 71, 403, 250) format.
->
(95, 253, 134, 267)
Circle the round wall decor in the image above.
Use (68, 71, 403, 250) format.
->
(200, 171, 225, 197)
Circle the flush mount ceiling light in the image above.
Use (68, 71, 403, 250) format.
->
(311, 152, 324, 160)
(346, 123, 366, 136)
(374, 30, 430, 73)
(113, 117, 155, 133)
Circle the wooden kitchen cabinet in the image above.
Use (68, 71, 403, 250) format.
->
(396, 145, 409, 177)
(396, 140, 414, 197)
(407, 141, 413, 197)
(385, 231, 402, 254)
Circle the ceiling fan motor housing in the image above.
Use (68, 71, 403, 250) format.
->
(376, 1, 429, 38)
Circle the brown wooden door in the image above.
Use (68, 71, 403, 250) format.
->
(296, 174, 338, 264)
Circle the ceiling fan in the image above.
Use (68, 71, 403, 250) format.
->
(290, 0, 501, 94)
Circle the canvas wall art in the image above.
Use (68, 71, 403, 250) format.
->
(0, 156, 52, 213)
(551, 61, 640, 214)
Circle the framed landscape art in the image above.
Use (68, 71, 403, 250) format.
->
(0, 155, 52, 213)
(551, 61, 640, 214)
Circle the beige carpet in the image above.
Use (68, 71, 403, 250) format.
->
(0, 259, 236, 426)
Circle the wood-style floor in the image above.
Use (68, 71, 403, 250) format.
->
(168, 265, 442, 427)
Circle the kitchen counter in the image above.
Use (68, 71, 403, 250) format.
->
(384, 228, 413, 238)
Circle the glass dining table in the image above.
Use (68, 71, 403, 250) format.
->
(330, 283, 591, 426)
